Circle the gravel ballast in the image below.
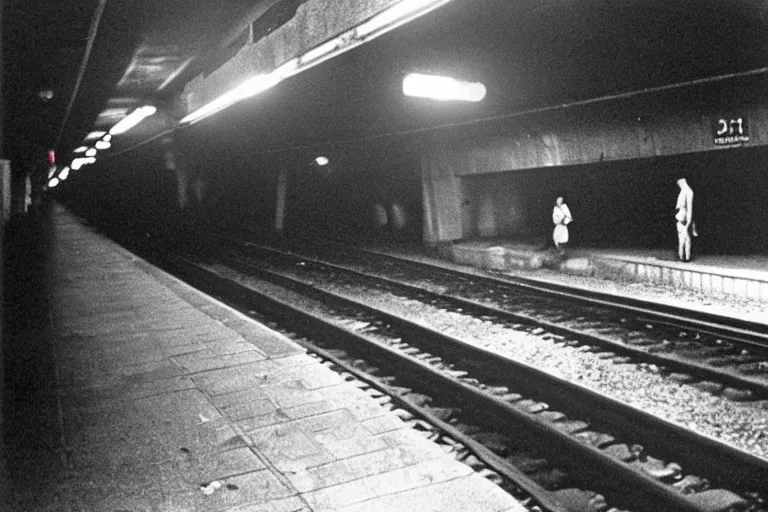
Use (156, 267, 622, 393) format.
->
(266, 251, 768, 461)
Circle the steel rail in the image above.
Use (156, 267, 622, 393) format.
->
(221, 238, 768, 397)
(158, 250, 569, 512)
(294, 341, 574, 512)
(158, 247, 768, 511)
(356, 246, 768, 347)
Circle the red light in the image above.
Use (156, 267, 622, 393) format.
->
(48, 150, 55, 164)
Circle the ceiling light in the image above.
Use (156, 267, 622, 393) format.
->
(59, 167, 70, 180)
(99, 108, 129, 118)
(315, 156, 329, 166)
(109, 105, 157, 135)
(274, 58, 299, 79)
(70, 157, 96, 170)
(49, 177, 60, 188)
(179, 1, 451, 126)
(102, 134, 112, 142)
(180, 75, 280, 125)
(299, 37, 344, 65)
(403, 73, 486, 102)
(355, 0, 451, 38)
(85, 148, 97, 157)
(85, 131, 106, 141)
(73, 146, 88, 153)
(95, 140, 111, 150)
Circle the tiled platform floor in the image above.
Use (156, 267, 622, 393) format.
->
(1, 205, 524, 512)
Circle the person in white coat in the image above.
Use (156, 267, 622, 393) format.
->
(552, 196, 573, 253)
(675, 178, 695, 262)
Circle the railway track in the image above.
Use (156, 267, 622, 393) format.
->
(148, 242, 767, 512)
(218, 236, 768, 402)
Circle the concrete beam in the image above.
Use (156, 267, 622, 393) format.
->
(182, 0, 400, 115)
(431, 98, 768, 177)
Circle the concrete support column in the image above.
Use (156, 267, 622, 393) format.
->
(275, 167, 289, 233)
(173, 168, 189, 210)
(163, 139, 189, 210)
(421, 152, 463, 243)
(0, 160, 11, 225)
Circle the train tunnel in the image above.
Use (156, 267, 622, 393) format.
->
(31, 0, 767, 260)
(56, 113, 768, 256)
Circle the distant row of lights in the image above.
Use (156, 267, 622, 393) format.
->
(53, 106, 159, 187)
(56, 1, 487, 187)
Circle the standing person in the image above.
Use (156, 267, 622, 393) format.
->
(552, 196, 573, 254)
(675, 177, 694, 262)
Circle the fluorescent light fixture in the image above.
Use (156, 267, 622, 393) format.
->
(73, 146, 88, 153)
(274, 58, 299, 79)
(70, 156, 96, 170)
(180, 0, 451, 126)
(180, 74, 280, 124)
(299, 37, 343, 65)
(109, 105, 157, 135)
(95, 140, 111, 150)
(403, 73, 486, 102)
(59, 167, 70, 180)
(356, 0, 450, 38)
(99, 107, 129, 118)
(102, 134, 112, 142)
(49, 177, 60, 188)
(315, 156, 329, 166)
(85, 148, 97, 157)
(85, 131, 106, 141)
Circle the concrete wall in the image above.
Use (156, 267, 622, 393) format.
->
(422, 88, 768, 243)
(458, 105, 768, 175)
(457, 104, 768, 176)
(183, 0, 401, 114)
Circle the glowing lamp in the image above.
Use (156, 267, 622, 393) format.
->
(109, 105, 157, 135)
(85, 131, 106, 141)
(70, 157, 95, 170)
(315, 156, 329, 166)
(49, 177, 60, 188)
(85, 148, 97, 157)
(300, 38, 342, 65)
(180, 75, 280, 124)
(403, 73, 486, 102)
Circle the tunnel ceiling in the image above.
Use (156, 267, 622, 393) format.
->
(4, 0, 768, 163)
(2, 0, 260, 162)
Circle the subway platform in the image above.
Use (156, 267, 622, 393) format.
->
(366, 239, 768, 325)
(0, 205, 525, 512)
